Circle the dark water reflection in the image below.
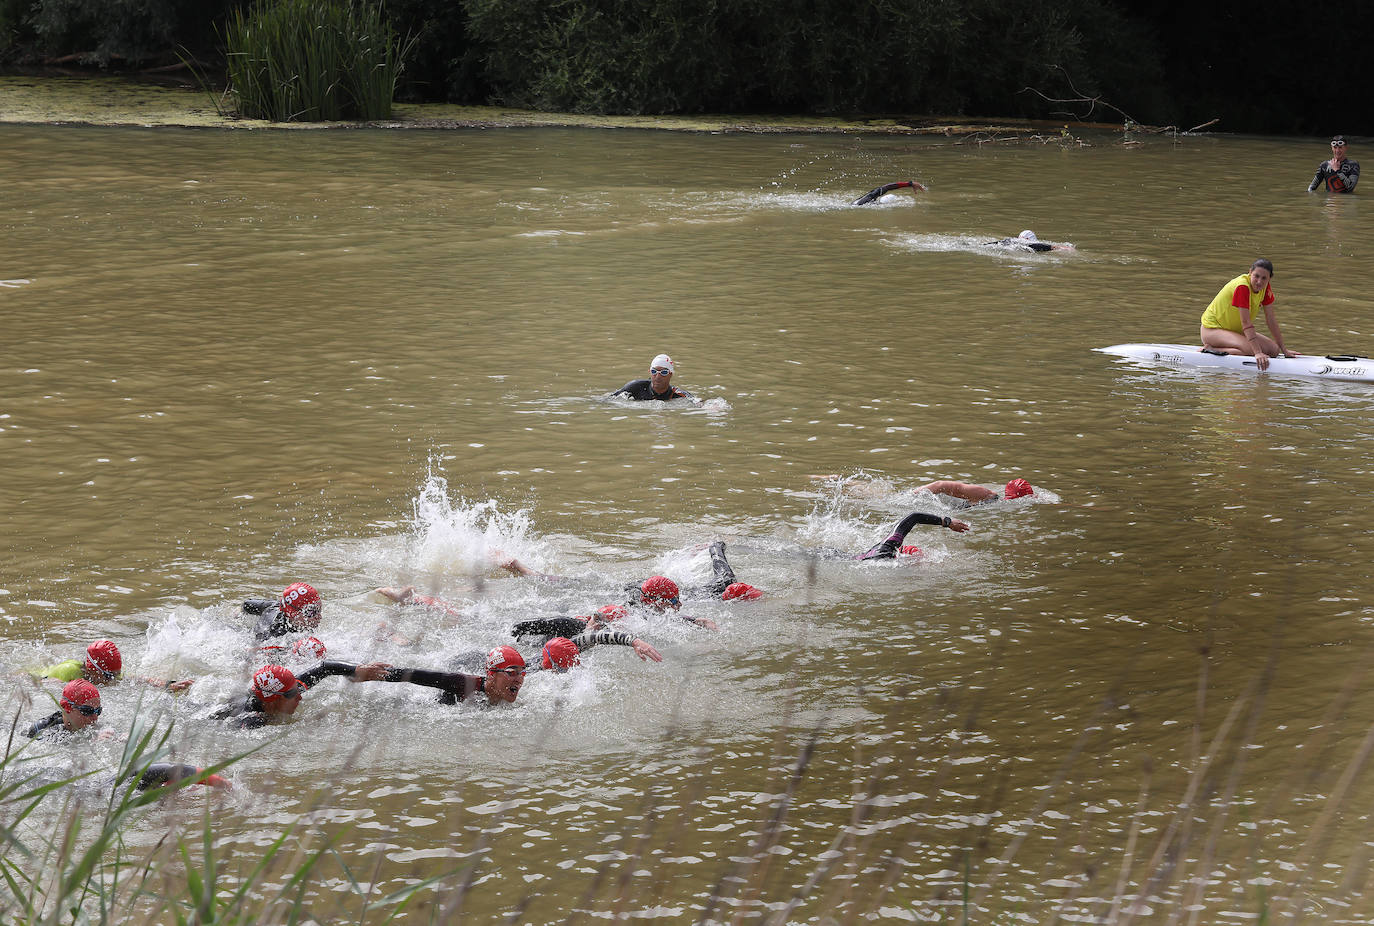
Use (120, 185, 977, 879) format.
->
(3, 123, 1374, 920)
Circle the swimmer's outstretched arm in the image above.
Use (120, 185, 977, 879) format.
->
(918, 481, 998, 504)
(513, 617, 588, 640)
(852, 180, 927, 205)
(382, 666, 482, 700)
(571, 629, 664, 662)
(491, 552, 562, 582)
(141, 675, 195, 692)
(857, 512, 969, 560)
(296, 661, 393, 689)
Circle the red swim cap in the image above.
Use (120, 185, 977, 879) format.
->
(279, 583, 321, 622)
(60, 679, 101, 710)
(640, 576, 680, 607)
(899, 545, 923, 557)
(485, 645, 526, 673)
(595, 604, 628, 623)
(1004, 478, 1034, 500)
(722, 582, 762, 601)
(84, 639, 122, 678)
(251, 665, 299, 703)
(290, 636, 327, 660)
(541, 637, 581, 670)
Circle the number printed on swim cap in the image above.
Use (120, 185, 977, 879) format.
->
(254, 668, 285, 696)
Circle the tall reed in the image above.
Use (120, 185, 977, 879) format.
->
(0, 711, 448, 924)
(223, 0, 413, 122)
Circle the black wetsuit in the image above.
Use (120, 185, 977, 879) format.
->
(382, 667, 487, 705)
(856, 512, 954, 561)
(989, 237, 1054, 252)
(622, 541, 738, 605)
(26, 763, 213, 793)
(852, 181, 918, 205)
(1309, 158, 1359, 193)
(135, 763, 210, 790)
(610, 380, 693, 401)
(510, 619, 640, 654)
(212, 661, 364, 729)
(25, 711, 71, 741)
(243, 598, 311, 642)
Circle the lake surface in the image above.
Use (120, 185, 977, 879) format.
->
(3, 122, 1373, 922)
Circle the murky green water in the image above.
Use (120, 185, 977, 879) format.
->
(3, 123, 1373, 921)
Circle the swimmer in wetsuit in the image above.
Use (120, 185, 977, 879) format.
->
(23, 762, 232, 794)
(855, 511, 971, 561)
(510, 606, 663, 663)
(852, 180, 927, 205)
(986, 230, 1074, 252)
(212, 661, 391, 729)
(610, 353, 694, 401)
(25, 680, 105, 742)
(381, 646, 528, 705)
(29, 638, 192, 692)
(243, 582, 324, 642)
(624, 541, 761, 611)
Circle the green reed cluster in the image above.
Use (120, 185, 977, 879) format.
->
(222, 0, 412, 121)
(0, 712, 442, 924)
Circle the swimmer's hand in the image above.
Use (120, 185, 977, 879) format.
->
(686, 616, 719, 631)
(351, 662, 393, 682)
(376, 586, 416, 603)
(946, 518, 971, 533)
(632, 639, 663, 662)
(166, 679, 194, 692)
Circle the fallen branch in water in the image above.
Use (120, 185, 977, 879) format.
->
(1021, 65, 1220, 138)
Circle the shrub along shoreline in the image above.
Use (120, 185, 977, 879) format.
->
(0, 73, 1121, 136)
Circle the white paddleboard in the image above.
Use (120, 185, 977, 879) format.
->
(1098, 344, 1374, 383)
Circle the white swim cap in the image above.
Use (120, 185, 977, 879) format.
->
(1018, 230, 1038, 241)
(650, 354, 674, 373)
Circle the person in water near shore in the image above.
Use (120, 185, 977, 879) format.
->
(1308, 135, 1359, 193)
(212, 661, 391, 729)
(31, 639, 192, 693)
(915, 478, 1035, 507)
(610, 353, 694, 401)
(987, 230, 1074, 252)
(851, 180, 927, 205)
(25, 680, 106, 741)
(1199, 258, 1298, 372)
(380, 645, 528, 706)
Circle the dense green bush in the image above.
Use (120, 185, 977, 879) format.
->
(386, 0, 488, 102)
(18, 0, 229, 65)
(223, 0, 412, 121)
(463, 0, 1162, 119)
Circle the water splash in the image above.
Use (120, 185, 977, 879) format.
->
(407, 464, 543, 577)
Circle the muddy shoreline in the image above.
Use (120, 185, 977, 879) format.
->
(0, 73, 1126, 137)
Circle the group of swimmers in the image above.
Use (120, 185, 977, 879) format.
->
(19, 457, 1039, 788)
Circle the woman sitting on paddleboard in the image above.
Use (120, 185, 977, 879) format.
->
(1199, 259, 1299, 372)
